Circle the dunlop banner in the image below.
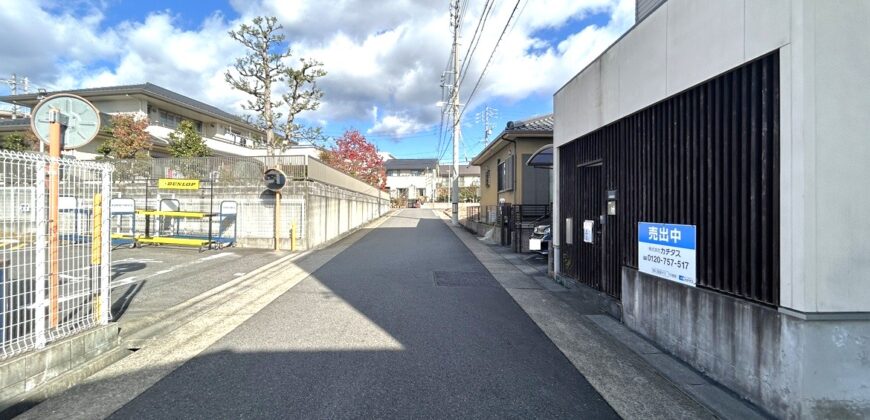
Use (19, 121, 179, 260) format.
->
(158, 178, 200, 190)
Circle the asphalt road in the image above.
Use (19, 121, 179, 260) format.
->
(110, 246, 289, 325)
(110, 209, 617, 419)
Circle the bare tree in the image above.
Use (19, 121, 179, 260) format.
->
(225, 16, 288, 155)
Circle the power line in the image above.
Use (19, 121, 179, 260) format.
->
(457, 0, 495, 92)
(458, 0, 522, 123)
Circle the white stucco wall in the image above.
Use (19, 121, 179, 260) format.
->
(91, 99, 146, 115)
(386, 173, 437, 200)
(553, 0, 870, 313)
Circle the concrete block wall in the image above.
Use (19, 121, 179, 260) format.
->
(112, 181, 388, 251)
(0, 325, 119, 412)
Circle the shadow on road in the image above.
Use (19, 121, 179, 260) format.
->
(18, 210, 618, 419)
(111, 262, 146, 280)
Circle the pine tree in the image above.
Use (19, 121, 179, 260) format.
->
(168, 120, 209, 157)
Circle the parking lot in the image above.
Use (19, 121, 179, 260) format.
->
(110, 246, 289, 325)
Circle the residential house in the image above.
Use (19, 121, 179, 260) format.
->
(384, 158, 438, 204)
(552, 0, 870, 416)
(470, 114, 552, 226)
(0, 83, 270, 158)
(436, 164, 480, 202)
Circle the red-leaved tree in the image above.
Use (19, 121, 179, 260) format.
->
(320, 130, 386, 189)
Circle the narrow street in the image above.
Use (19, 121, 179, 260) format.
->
(101, 209, 616, 418)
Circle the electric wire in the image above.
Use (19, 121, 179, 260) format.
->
(457, 0, 522, 123)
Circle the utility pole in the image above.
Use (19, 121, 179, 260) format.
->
(450, 0, 461, 225)
(2, 74, 19, 118)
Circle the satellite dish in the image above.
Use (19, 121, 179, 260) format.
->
(264, 168, 287, 192)
(30, 93, 101, 150)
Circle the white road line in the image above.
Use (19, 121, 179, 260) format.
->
(111, 277, 138, 289)
(200, 253, 237, 261)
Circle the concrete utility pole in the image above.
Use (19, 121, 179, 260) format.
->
(450, 0, 461, 225)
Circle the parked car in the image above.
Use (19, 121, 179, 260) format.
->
(528, 216, 551, 255)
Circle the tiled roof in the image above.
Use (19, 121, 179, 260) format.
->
(470, 113, 553, 165)
(0, 83, 257, 131)
(384, 158, 439, 170)
(504, 114, 553, 132)
(438, 164, 480, 176)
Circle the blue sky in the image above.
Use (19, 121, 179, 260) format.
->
(0, 0, 634, 163)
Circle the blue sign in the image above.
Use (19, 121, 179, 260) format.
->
(637, 222, 697, 287)
(638, 223, 696, 248)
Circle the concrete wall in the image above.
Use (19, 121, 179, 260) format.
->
(623, 268, 870, 419)
(779, 0, 870, 313)
(552, 0, 870, 416)
(0, 325, 120, 414)
(554, 0, 870, 313)
(554, 0, 791, 149)
(112, 181, 388, 251)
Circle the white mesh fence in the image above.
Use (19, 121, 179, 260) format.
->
(0, 150, 112, 360)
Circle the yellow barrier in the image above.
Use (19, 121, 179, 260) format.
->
(135, 210, 211, 218)
(136, 237, 210, 246)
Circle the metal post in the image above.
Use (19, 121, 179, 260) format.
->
(34, 161, 46, 347)
(274, 191, 281, 251)
(48, 111, 61, 329)
(100, 169, 111, 324)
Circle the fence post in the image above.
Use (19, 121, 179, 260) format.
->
(100, 167, 111, 324)
(34, 161, 47, 348)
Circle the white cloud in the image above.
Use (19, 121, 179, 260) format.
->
(367, 114, 429, 138)
(0, 0, 636, 138)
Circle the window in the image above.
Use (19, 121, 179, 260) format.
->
(497, 157, 514, 192)
(156, 108, 202, 133)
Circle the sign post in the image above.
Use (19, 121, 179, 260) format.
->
(637, 222, 697, 287)
(264, 168, 287, 251)
(30, 94, 101, 329)
(48, 111, 61, 327)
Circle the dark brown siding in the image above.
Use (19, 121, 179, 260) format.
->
(559, 51, 780, 306)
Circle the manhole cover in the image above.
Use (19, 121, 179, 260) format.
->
(433, 271, 497, 288)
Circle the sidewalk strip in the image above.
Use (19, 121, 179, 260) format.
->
(437, 213, 715, 419)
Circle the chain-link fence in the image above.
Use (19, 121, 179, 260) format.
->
(1, 151, 113, 360)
